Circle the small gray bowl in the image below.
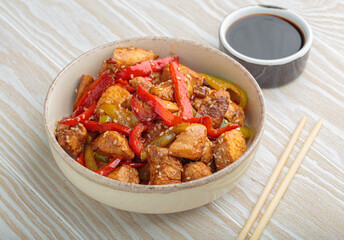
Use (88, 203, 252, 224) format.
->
(219, 5, 313, 88)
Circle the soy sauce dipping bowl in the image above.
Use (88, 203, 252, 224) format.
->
(219, 5, 313, 88)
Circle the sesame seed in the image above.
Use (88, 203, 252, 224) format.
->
(186, 177, 191, 180)
(147, 118, 151, 121)
(126, 117, 131, 121)
(156, 165, 160, 168)
(130, 74, 134, 79)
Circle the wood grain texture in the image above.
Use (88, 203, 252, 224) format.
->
(0, 160, 79, 239)
(0, 0, 343, 239)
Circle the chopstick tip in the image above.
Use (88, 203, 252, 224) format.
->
(301, 116, 307, 122)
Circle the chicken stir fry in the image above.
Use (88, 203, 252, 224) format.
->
(55, 46, 250, 185)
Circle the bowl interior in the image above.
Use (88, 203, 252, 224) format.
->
(45, 37, 265, 192)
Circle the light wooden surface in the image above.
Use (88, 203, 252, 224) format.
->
(0, 0, 343, 239)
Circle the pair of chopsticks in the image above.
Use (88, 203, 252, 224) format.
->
(237, 117, 323, 240)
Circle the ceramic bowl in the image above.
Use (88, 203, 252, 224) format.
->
(44, 37, 265, 214)
(219, 5, 313, 88)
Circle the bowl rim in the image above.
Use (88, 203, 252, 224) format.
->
(44, 36, 265, 194)
(219, 5, 313, 66)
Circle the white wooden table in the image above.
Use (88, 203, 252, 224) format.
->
(1, 1, 343, 239)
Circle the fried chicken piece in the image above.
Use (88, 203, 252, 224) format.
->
(150, 80, 174, 101)
(200, 138, 213, 165)
(92, 131, 134, 161)
(112, 46, 157, 68)
(195, 90, 230, 128)
(108, 165, 140, 184)
(98, 46, 157, 76)
(169, 124, 207, 160)
(225, 100, 245, 127)
(182, 162, 212, 182)
(56, 123, 87, 156)
(213, 129, 246, 171)
(129, 76, 153, 91)
(95, 85, 131, 117)
(147, 146, 183, 185)
(162, 100, 179, 112)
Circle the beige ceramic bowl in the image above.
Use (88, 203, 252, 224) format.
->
(44, 37, 265, 214)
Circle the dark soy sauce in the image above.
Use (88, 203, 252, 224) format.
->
(226, 14, 304, 60)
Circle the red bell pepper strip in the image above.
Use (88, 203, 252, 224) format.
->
(60, 103, 96, 125)
(114, 79, 136, 93)
(200, 116, 239, 138)
(74, 72, 115, 116)
(75, 152, 85, 166)
(116, 57, 179, 80)
(137, 84, 183, 126)
(151, 57, 179, 71)
(129, 122, 152, 157)
(83, 121, 132, 136)
(119, 161, 147, 168)
(169, 61, 193, 118)
(137, 85, 239, 137)
(94, 158, 121, 176)
(116, 61, 151, 81)
(131, 93, 157, 122)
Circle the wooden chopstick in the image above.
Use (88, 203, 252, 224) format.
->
(249, 118, 323, 240)
(236, 117, 307, 240)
